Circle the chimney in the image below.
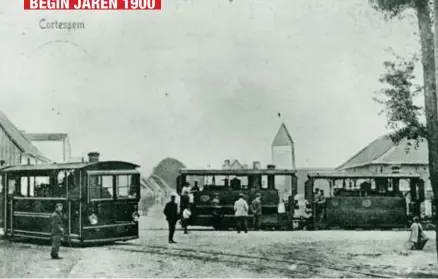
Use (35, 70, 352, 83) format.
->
(253, 161, 261, 170)
(0, 160, 5, 166)
(267, 164, 276, 169)
(88, 152, 100, 162)
(391, 165, 400, 174)
(223, 159, 230, 170)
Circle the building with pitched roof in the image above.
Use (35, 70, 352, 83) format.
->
(24, 132, 71, 163)
(0, 111, 50, 166)
(336, 135, 429, 186)
(336, 135, 432, 216)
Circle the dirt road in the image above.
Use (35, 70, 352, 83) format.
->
(0, 206, 437, 277)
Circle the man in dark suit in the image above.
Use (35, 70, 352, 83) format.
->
(50, 203, 65, 259)
(163, 194, 178, 244)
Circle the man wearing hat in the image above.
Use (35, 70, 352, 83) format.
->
(50, 203, 65, 259)
(163, 194, 179, 243)
(251, 193, 262, 230)
(211, 193, 222, 229)
(234, 193, 249, 233)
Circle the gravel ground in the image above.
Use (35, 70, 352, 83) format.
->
(0, 205, 437, 278)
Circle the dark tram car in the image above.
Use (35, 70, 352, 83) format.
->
(304, 172, 424, 230)
(2, 153, 141, 244)
(176, 165, 298, 230)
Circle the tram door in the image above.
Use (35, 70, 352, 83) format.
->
(68, 200, 81, 236)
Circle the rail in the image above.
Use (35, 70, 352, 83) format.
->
(108, 243, 394, 278)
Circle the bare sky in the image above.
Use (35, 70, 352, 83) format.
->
(0, 0, 421, 173)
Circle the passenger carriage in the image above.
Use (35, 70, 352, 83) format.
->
(176, 165, 297, 230)
(304, 172, 425, 230)
(1, 153, 141, 244)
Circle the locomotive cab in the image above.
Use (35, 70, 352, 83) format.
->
(304, 172, 424, 230)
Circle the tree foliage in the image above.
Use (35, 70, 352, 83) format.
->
(374, 53, 427, 145)
(369, 0, 432, 18)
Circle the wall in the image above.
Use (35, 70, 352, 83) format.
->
(272, 145, 295, 200)
(0, 127, 23, 166)
(30, 141, 64, 163)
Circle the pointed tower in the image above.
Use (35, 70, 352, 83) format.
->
(272, 123, 296, 170)
(272, 122, 296, 200)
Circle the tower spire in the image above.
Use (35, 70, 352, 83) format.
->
(277, 112, 284, 123)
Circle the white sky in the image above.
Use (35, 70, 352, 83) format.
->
(0, 0, 421, 173)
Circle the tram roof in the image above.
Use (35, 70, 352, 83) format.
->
(180, 168, 297, 175)
(307, 172, 421, 179)
(1, 161, 139, 173)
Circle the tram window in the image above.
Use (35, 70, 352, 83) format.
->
(213, 176, 228, 186)
(34, 176, 50, 197)
(261, 176, 268, 189)
(116, 175, 136, 198)
(89, 175, 114, 200)
(20, 177, 29, 196)
(274, 175, 291, 192)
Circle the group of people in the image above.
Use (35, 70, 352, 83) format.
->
(162, 190, 263, 243)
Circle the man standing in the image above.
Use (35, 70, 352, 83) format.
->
(234, 193, 249, 233)
(211, 193, 222, 229)
(182, 205, 192, 234)
(251, 193, 262, 230)
(318, 190, 326, 222)
(409, 217, 429, 250)
(50, 203, 65, 259)
(163, 194, 178, 244)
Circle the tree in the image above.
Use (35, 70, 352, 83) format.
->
(370, 0, 438, 259)
(374, 52, 426, 143)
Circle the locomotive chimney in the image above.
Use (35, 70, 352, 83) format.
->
(267, 164, 276, 169)
(88, 152, 100, 162)
(253, 161, 261, 170)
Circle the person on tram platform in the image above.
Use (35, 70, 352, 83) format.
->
(191, 181, 200, 193)
(409, 217, 429, 250)
(181, 182, 191, 195)
(180, 191, 190, 212)
(317, 190, 326, 222)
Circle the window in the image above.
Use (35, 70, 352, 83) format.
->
(116, 175, 138, 198)
(34, 176, 51, 197)
(89, 175, 114, 200)
(261, 175, 268, 189)
(8, 179, 20, 195)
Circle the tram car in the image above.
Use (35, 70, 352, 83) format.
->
(176, 165, 297, 230)
(1, 153, 141, 244)
(303, 172, 425, 230)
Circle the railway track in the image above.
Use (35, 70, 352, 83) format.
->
(108, 243, 394, 278)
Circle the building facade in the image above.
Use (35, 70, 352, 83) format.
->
(0, 111, 50, 166)
(0, 111, 51, 230)
(24, 133, 71, 163)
